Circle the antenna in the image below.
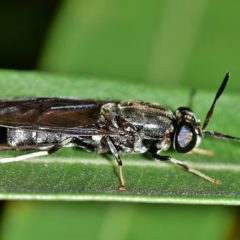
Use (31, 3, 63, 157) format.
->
(202, 72, 229, 130)
(204, 130, 240, 142)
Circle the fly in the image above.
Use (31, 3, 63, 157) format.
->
(0, 73, 239, 190)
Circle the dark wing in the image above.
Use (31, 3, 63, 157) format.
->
(0, 97, 117, 136)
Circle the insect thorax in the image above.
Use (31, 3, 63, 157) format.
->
(99, 101, 175, 153)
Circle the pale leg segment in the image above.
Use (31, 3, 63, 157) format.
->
(151, 151, 221, 184)
(105, 136, 126, 190)
(0, 138, 73, 164)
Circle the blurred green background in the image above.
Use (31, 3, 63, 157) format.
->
(0, 0, 240, 239)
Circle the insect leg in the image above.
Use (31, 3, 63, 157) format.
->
(0, 151, 49, 163)
(0, 137, 73, 163)
(150, 151, 220, 184)
(190, 148, 214, 156)
(71, 137, 95, 151)
(105, 136, 126, 190)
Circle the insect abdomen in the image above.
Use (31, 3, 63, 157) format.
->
(7, 129, 68, 147)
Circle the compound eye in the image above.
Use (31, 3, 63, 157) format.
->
(178, 125, 193, 148)
(174, 123, 197, 153)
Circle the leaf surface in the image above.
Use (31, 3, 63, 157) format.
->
(0, 70, 239, 205)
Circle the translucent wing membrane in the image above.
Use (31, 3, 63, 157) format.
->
(0, 98, 119, 136)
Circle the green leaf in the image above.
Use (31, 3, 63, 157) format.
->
(0, 69, 239, 204)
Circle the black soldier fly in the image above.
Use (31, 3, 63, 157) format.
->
(0, 73, 239, 190)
